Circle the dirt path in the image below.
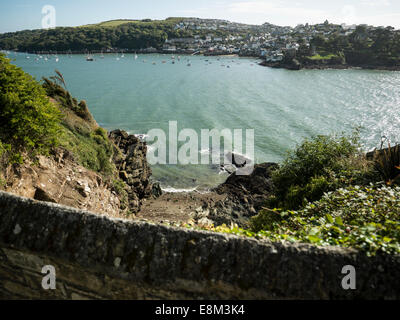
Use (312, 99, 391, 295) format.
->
(136, 191, 227, 225)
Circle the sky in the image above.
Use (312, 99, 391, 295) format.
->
(0, 0, 399, 33)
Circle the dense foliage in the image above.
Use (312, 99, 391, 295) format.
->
(250, 185, 400, 256)
(0, 53, 61, 163)
(199, 133, 399, 256)
(267, 132, 378, 210)
(302, 26, 400, 67)
(0, 18, 192, 52)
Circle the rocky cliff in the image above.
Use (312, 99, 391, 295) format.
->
(109, 129, 162, 214)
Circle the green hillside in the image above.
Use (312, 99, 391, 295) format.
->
(82, 17, 184, 28)
(0, 18, 187, 52)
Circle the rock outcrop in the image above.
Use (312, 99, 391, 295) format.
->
(208, 163, 278, 226)
(2, 149, 124, 219)
(109, 130, 162, 214)
(159, 162, 279, 228)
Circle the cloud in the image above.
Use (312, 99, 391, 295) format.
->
(226, 0, 329, 25)
(227, 1, 278, 13)
(175, 0, 400, 28)
(340, 5, 357, 24)
(360, 0, 391, 7)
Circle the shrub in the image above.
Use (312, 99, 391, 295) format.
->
(373, 143, 400, 185)
(42, 75, 115, 175)
(268, 131, 377, 210)
(250, 184, 400, 256)
(59, 123, 114, 175)
(0, 54, 61, 162)
(43, 73, 93, 122)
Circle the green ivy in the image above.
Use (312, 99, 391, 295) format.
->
(250, 184, 400, 256)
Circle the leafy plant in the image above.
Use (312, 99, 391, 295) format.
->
(0, 53, 61, 162)
(250, 184, 400, 256)
(268, 130, 377, 210)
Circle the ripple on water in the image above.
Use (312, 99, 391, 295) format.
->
(10, 52, 400, 188)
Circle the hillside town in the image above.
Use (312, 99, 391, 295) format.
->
(159, 18, 397, 62)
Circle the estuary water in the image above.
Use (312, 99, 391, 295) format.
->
(8, 52, 400, 190)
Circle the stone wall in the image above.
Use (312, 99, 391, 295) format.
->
(0, 191, 399, 300)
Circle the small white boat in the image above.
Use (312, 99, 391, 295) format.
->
(134, 53, 138, 60)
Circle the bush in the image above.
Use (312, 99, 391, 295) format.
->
(251, 184, 400, 256)
(373, 143, 400, 185)
(42, 75, 115, 175)
(0, 54, 61, 162)
(59, 123, 114, 175)
(268, 131, 377, 210)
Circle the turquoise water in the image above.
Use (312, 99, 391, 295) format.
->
(7, 52, 400, 190)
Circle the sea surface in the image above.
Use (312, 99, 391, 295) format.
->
(6, 51, 400, 190)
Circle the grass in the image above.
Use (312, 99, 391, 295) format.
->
(308, 54, 338, 60)
(81, 20, 140, 28)
(81, 18, 184, 28)
(42, 72, 116, 176)
(58, 113, 114, 176)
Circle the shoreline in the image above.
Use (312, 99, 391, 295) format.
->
(259, 60, 400, 72)
(5, 49, 258, 59)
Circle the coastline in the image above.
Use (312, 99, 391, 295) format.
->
(8, 49, 259, 60)
(12, 48, 399, 71)
(259, 60, 400, 72)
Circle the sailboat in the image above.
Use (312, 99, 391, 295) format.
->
(100, 51, 105, 59)
(86, 53, 94, 61)
(134, 52, 138, 60)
